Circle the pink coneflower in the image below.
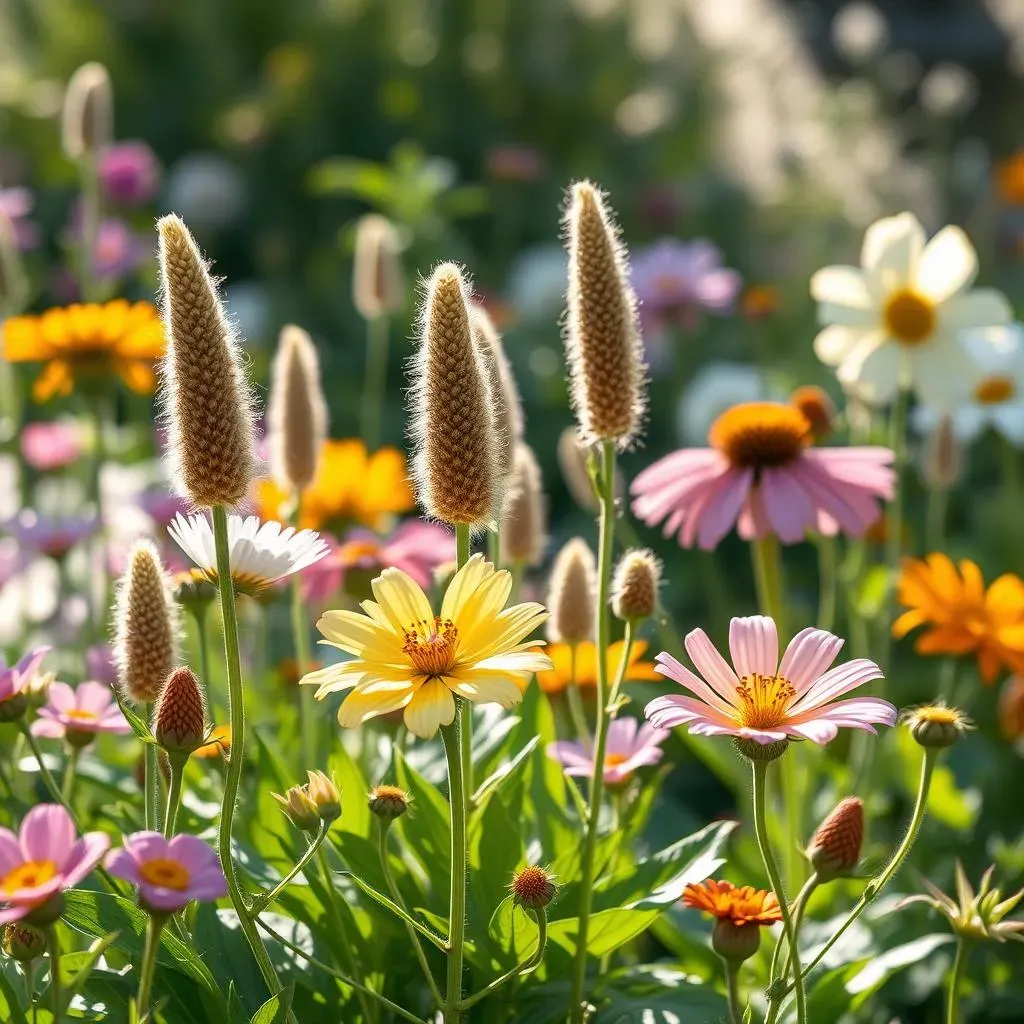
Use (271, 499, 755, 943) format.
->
(0, 804, 109, 923)
(631, 401, 894, 550)
(31, 681, 130, 742)
(0, 646, 50, 712)
(105, 832, 226, 912)
(20, 421, 83, 471)
(4, 510, 99, 560)
(646, 615, 896, 746)
(98, 141, 161, 205)
(547, 717, 669, 786)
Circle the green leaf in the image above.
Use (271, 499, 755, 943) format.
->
(394, 747, 451, 884)
(854, 565, 891, 620)
(112, 686, 154, 744)
(600, 965, 727, 1022)
(59, 931, 121, 1009)
(251, 982, 295, 1024)
(470, 736, 539, 807)
(0, 970, 27, 1024)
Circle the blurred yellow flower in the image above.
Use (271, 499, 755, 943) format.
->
(257, 438, 413, 530)
(193, 724, 231, 759)
(2, 300, 165, 401)
(536, 640, 660, 695)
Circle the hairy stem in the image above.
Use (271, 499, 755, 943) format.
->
(136, 914, 166, 1020)
(441, 716, 468, 1023)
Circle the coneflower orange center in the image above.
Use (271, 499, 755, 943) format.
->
(605, 753, 629, 767)
(403, 616, 459, 678)
(1, 860, 57, 894)
(735, 673, 797, 730)
(884, 289, 935, 346)
(65, 709, 98, 723)
(973, 374, 1016, 404)
(139, 858, 191, 891)
(708, 403, 811, 470)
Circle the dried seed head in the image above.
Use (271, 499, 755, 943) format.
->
(511, 865, 557, 911)
(806, 797, 863, 882)
(789, 385, 836, 441)
(903, 702, 973, 749)
(368, 784, 412, 820)
(154, 666, 207, 754)
(472, 304, 524, 481)
(353, 214, 404, 320)
(157, 214, 258, 508)
(410, 262, 499, 529)
(920, 414, 963, 490)
(61, 62, 112, 160)
(2, 922, 46, 962)
(500, 443, 547, 567)
(547, 538, 597, 644)
(611, 549, 661, 622)
(0, 211, 28, 317)
(114, 540, 179, 705)
(563, 181, 646, 448)
(267, 324, 327, 494)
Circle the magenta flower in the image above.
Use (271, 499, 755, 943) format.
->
(31, 681, 130, 742)
(105, 832, 226, 913)
(4, 511, 99, 559)
(548, 718, 669, 786)
(0, 187, 39, 250)
(0, 805, 109, 923)
(0, 646, 50, 708)
(21, 421, 83, 471)
(631, 401, 894, 550)
(92, 219, 147, 280)
(98, 141, 161, 205)
(646, 616, 896, 746)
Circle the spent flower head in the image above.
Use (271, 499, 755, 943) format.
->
(902, 702, 973, 749)
(511, 865, 557, 911)
(368, 784, 412, 820)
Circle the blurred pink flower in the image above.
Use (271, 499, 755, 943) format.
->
(20, 421, 83, 471)
(105, 832, 226, 913)
(137, 489, 191, 530)
(85, 645, 117, 687)
(0, 187, 39, 250)
(0, 804, 109, 923)
(547, 717, 668, 786)
(98, 141, 161, 205)
(0, 646, 50, 708)
(92, 219, 147, 280)
(31, 681, 130, 741)
(646, 616, 896, 746)
(4, 511, 99, 559)
(485, 144, 547, 183)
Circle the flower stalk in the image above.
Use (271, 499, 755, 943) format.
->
(461, 908, 547, 1010)
(441, 717, 469, 1024)
(724, 961, 743, 1024)
(45, 926, 62, 1024)
(136, 914, 167, 1019)
(945, 938, 971, 1024)
(163, 755, 186, 839)
(455, 524, 473, 793)
(145, 704, 160, 831)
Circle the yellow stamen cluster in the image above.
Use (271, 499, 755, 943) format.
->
(735, 674, 797, 730)
(403, 617, 460, 678)
(883, 289, 935, 346)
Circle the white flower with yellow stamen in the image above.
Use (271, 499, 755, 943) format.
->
(811, 212, 1012, 411)
(302, 553, 552, 738)
(168, 512, 328, 593)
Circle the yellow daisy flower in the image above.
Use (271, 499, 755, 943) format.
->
(302, 553, 552, 738)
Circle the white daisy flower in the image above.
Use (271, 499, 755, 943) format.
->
(811, 212, 1011, 411)
(912, 324, 1024, 446)
(168, 512, 328, 592)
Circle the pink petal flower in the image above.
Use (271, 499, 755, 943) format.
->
(19, 805, 75, 864)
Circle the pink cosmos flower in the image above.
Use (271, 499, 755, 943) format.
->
(547, 717, 669, 786)
(4, 511, 100, 559)
(105, 832, 226, 913)
(31, 681, 130, 741)
(0, 646, 50, 709)
(631, 401, 894, 550)
(0, 804, 109, 923)
(20, 421, 83, 471)
(98, 141, 161, 205)
(646, 615, 896, 746)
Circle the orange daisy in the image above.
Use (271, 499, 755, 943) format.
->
(256, 438, 414, 531)
(682, 879, 782, 925)
(193, 724, 231, 759)
(892, 554, 1024, 683)
(536, 640, 660, 695)
(3, 300, 165, 401)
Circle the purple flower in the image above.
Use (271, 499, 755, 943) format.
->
(137, 489, 191, 530)
(21, 421, 83, 471)
(0, 646, 50, 707)
(92, 219, 147, 280)
(547, 718, 669, 786)
(85, 644, 117, 687)
(105, 832, 226, 913)
(0, 187, 39, 250)
(31, 681, 130, 741)
(98, 141, 161, 205)
(4, 511, 99, 560)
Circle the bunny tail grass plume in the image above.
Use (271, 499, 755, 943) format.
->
(410, 262, 499, 529)
(61, 62, 112, 161)
(114, 540, 180, 705)
(268, 324, 327, 493)
(157, 214, 258, 508)
(563, 181, 646, 448)
(500, 442, 547, 567)
(353, 213, 404, 320)
(473, 304, 524, 481)
(611, 548, 661, 622)
(547, 537, 597, 644)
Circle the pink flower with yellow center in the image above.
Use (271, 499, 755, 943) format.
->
(31, 681, 130, 741)
(0, 646, 50, 710)
(646, 615, 896, 746)
(0, 805, 109, 923)
(548, 717, 668, 786)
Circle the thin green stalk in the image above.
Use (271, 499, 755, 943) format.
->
(815, 536, 837, 634)
(568, 440, 616, 1024)
(45, 927, 61, 1024)
(565, 644, 591, 742)
(461, 909, 547, 1010)
(753, 759, 806, 1024)
(926, 485, 949, 554)
(21, 725, 76, 821)
(1002, 433, 1020, 502)
(254, 824, 329, 910)
(193, 608, 213, 704)
(487, 528, 500, 568)
(455, 524, 473, 797)
(144, 702, 159, 831)
(440, 717, 469, 1024)
(23, 958, 36, 1022)
(163, 756, 186, 838)
(361, 315, 390, 451)
(291, 572, 316, 768)
(61, 746, 80, 805)
(723, 961, 743, 1024)
(378, 820, 443, 1005)
(211, 504, 284, 1003)
(77, 156, 100, 302)
(767, 873, 818, 1019)
(945, 939, 971, 1024)
(136, 914, 166, 1020)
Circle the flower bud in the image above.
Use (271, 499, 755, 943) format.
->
(547, 538, 596, 645)
(511, 865, 557, 911)
(734, 738, 789, 762)
(903, 703, 973, 749)
(789, 385, 836, 441)
(305, 770, 341, 823)
(0, 693, 27, 723)
(173, 569, 218, 612)
(611, 549, 661, 622)
(154, 667, 208, 755)
(806, 797, 863, 882)
(273, 785, 321, 832)
(2, 922, 46, 962)
(353, 214, 403, 320)
(472, 305, 523, 482)
(61, 62, 112, 161)
(711, 919, 761, 963)
(499, 443, 546, 567)
(920, 414, 963, 490)
(368, 784, 412, 820)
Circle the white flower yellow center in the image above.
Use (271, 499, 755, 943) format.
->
(735, 673, 797, 730)
(884, 289, 936, 346)
(403, 616, 459, 678)
(973, 374, 1016, 405)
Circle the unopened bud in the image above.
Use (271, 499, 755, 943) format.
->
(368, 784, 411, 820)
(154, 667, 207, 755)
(806, 797, 863, 882)
(500, 443, 546, 567)
(789, 385, 836, 441)
(305, 770, 341, 823)
(920, 415, 962, 490)
(904, 703, 973, 749)
(546, 538, 596, 645)
(62, 62, 112, 160)
(711, 919, 761, 963)
(173, 569, 218, 611)
(0, 693, 27, 723)
(273, 785, 321, 832)
(353, 214, 403, 320)
(511, 865, 557, 911)
(611, 549, 661, 622)
(2, 922, 46, 962)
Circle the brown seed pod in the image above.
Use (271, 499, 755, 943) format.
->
(806, 797, 864, 882)
(61, 62, 112, 160)
(611, 549, 661, 622)
(546, 538, 597, 644)
(500, 443, 547, 567)
(472, 304, 523, 482)
(154, 666, 208, 754)
(353, 214, 404, 320)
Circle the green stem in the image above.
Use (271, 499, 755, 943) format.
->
(752, 759, 806, 1024)
(361, 315, 390, 451)
(136, 914, 166, 1020)
(945, 939, 971, 1024)
(455, 524, 473, 798)
(211, 504, 284, 1003)
(767, 873, 818, 1021)
(461, 909, 547, 1010)
(254, 823, 329, 910)
(61, 746, 80, 805)
(926, 485, 949, 554)
(144, 702, 160, 832)
(565, 644, 591, 743)
(163, 755, 186, 838)
(1002, 433, 1020, 503)
(77, 156, 100, 302)
(723, 961, 743, 1024)
(291, 563, 316, 770)
(193, 608, 214, 714)
(378, 820, 443, 1005)
(815, 536, 837, 634)
(21, 725, 76, 821)
(568, 440, 616, 1024)
(45, 927, 61, 1024)
(440, 716, 468, 1024)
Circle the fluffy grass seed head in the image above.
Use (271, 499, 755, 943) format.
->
(611, 548, 661, 622)
(547, 537, 597, 644)
(920, 414, 963, 490)
(62, 62, 112, 160)
(511, 865, 557, 911)
(114, 540, 179, 705)
(0, 211, 28, 317)
(903, 702, 974, 749)
(353, 213, 404, 320)
(157, 214, 258, 508)
(267, 324, 327, 494)
(472, 304, 524, 482)
(410, 262, 500, 529)
(154, 666, 207, 755)
(500, 442, 547, 567)
(563, 181, 646, 448)
(806, 796, 864, 881)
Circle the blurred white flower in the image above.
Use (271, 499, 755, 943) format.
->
(674, 361, 765, 444)
(811, 212, 1012, 411)
(832, 2, 888, 65)
(164, 153, 245, 229)
(506, 244, 567, 323)
(920, 63, 977, 118)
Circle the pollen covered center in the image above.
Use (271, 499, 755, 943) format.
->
(884, 289, 935, 346)
(403, 616, 459, 678)
(605, 753, 629, 767)
(974, 374, 1016, 404)
(1, 860, 57, 894)
(65, 709, 98, 724)
(139, 858, 191, 891)
(709, 403, 811, 470)
(735, 673, 797, 730)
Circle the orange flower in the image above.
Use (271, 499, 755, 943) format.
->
(999, 676, 1024, 740)
(893, 554, 1024, 683)
(996, 153, 1024, 206)
(256, 439, 413, 530)
(741, 285, 780, 321)
(3, 300, 165, 401)
(536, 640, 660, 694)
(193, 724, 231, 759)
(682, 880, 782, 925)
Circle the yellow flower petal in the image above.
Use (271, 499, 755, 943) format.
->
(440, 553, 494, 623)
(33, 360, 74, 402)
(318, 609, 402, 658)
(339, 684, 414, 727)
(403, 679, 456, 738)
(371, 568, 434, 634)
(446, 672, 524, 707)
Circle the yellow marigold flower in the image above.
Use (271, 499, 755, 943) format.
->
(893, 554, 1024, 683)
(536, 640, 659, 695)
(257, 438, 413, 531)
(3, 300, 165, 401)
(301, 553, 552, 738)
